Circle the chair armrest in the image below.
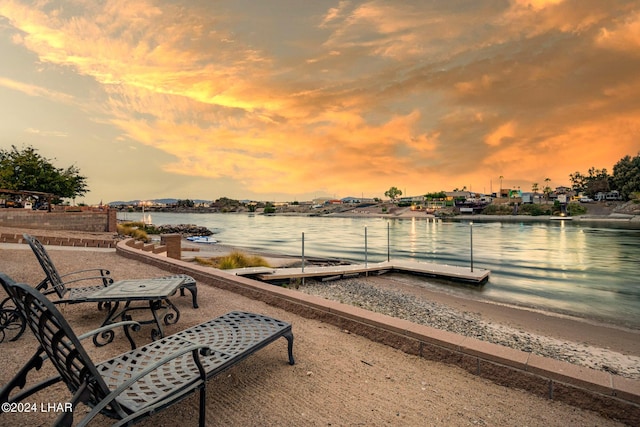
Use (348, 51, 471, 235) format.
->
(77, 344, 212, 427)
(76, 321, 140, 341)
(59, 268, 111, 279)
(38, 322, 142, 363)
(59, 268, 114, 287)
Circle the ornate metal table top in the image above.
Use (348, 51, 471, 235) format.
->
(85, 277, 186, 301)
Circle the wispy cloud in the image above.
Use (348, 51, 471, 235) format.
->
(0, 0, 638, 202)
(24, 127, 68, 138)
(0, 76, 74, 104)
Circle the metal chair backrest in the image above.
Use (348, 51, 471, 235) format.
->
(22, 234, 67, 298)
(0, 273, 125, 418)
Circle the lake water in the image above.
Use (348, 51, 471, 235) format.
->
(120, 212, 640, 329)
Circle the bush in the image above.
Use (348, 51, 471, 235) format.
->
(566, 202, 587, 216)
(194, 251, 271, 270)
(481, 204, 512, 215)
(117, 222, 150, 242)
(519, 203, 552, 216)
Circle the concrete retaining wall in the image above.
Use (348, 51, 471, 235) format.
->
(116, 239, 640, 425)
(0, 208, 116, 232)
(0, 233, 116, 248)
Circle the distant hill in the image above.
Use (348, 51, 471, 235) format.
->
(108, 198, 210, 206)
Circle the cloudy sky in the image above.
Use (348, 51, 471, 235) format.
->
(0, 0, 639, 204)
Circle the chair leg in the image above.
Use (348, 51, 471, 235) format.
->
(199, 384, 206, 427)
(180, 283, 199, 309)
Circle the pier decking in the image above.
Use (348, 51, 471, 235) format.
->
(227, 260, 490, 285)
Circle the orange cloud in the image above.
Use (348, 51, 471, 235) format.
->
(485, 122, 517, 147)
(1, 0, 638, 203)
(595, 10, 640, 54)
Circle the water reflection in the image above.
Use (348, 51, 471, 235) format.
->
(120, 212, 640, 328)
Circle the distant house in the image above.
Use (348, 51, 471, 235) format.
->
(341, 197, 361, 204)
(521, 192, 535, 204)
(595, 190, 623, 201)
(399, 195, 425, 203)
(445, 191, 473, 200)
(312, 198, 333, 206)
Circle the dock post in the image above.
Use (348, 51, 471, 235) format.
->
(470, 221, 474, 272)
(301, 232, 305, 285)
(387, 221, 390, 262)
(364, 225, 368, 274)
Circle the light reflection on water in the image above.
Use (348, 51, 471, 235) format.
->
(120, 212, 640, 328)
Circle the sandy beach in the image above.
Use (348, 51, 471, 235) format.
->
(0, 228, 638, 425)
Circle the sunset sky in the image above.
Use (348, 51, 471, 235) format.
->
(1, 1, 639, 205)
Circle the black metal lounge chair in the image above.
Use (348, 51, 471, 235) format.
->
(22, 233, 199, 308)
(0, 273, 294, 427)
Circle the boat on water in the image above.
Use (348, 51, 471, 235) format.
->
(186, 236, 218, 244)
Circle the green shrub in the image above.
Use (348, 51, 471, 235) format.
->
(519, 203, 552, 216)
(481, 204, 512, 215)
(566, 202, 587, 216)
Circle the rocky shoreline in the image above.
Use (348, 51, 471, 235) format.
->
(297, 276, 640, 380)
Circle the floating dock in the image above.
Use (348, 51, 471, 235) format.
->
(227, 260, 490, 285)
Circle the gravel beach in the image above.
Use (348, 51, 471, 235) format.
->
(297, 275, 640, 380)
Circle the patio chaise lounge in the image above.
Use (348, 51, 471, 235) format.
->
(0, 273, 294, 427)
(23, 233, 199, 309)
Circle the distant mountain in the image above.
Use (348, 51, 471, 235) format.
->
(108, 198, 211, 206)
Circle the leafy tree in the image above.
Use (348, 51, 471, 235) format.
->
(569, 171, 587, 193)
(384, 186, 402, 201)
(584, 167, 610, 195)
(0, 145, 87, 199)
(263, 202, 276, 214)
(568, 167, 611, 197)
(611, 153, 640, 200)
(176, 199, 194, 208)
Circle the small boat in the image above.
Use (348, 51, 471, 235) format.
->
(186, 236, 218, 244)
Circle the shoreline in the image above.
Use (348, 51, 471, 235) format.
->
(3, 226, 640, 380)
(183, 238, 640, 380)
(1, 245, 629, 426)
(185, 237, 640, 329)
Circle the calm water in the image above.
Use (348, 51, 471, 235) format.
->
(120, 212, 640, 328)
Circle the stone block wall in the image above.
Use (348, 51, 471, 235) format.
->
(0, 208, 117, 232)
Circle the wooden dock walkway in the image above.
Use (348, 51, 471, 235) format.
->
(226, 260, 490, 285)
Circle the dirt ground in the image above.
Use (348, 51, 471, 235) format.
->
(0, 243, 631, 426)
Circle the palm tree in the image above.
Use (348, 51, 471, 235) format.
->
(543, 177, 551, 201)
(532, 183, 539, 203)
